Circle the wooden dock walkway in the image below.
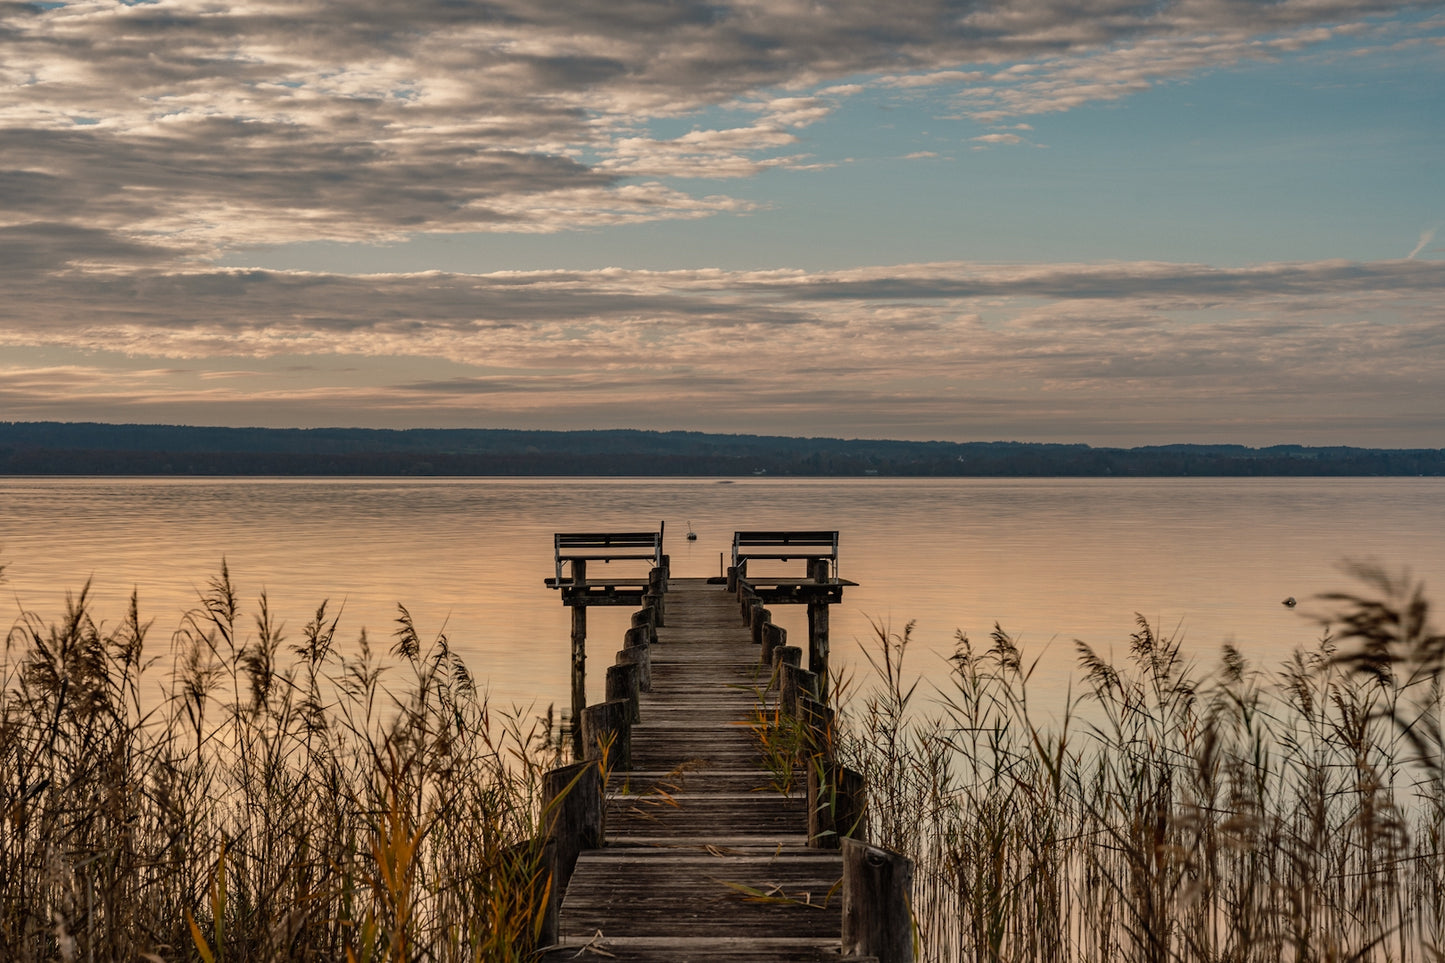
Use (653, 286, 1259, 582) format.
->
(542, 578, 859, 962)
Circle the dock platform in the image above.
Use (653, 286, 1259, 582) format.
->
(541, 578, 860, 962)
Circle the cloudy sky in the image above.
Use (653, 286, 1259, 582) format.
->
(1, 0, 1441, 446)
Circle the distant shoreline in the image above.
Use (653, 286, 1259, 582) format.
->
(2, 421, 1442, 477)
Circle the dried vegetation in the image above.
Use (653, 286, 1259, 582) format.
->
(839, 564, 1445, 962)
(0, 562, 562, 962)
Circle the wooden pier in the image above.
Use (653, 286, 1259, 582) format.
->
(541, 535, 913, 963)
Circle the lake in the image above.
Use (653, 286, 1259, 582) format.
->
(2, 477, 1442, 721)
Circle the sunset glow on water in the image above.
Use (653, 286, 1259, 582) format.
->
(4, 476, 1441, 721)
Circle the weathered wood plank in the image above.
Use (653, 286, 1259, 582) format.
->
(541, 936, 875, 962)
(557, 852, 842, 938)
(607, 792, 807, 838)
(618, 768, 786, 793)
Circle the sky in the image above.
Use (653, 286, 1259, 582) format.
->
(0, 0, 1442, 447)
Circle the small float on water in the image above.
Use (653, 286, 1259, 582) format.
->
(686, 521, 697, 541)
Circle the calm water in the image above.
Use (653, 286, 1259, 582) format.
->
(2, 477, 1442, 718)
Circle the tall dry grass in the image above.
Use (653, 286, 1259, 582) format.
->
(0, 562, 562, 962)
(839, 565, 1445, 963)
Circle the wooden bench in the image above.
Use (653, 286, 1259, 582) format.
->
(731, 530, 839, 581)
(551, 531, 663, 586)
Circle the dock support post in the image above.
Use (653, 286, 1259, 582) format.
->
(741, 589, 760, 622)
(581, 699, 632, 773)
(808, 762, 868, 848)
(620, 629, 651, 691)
(800, 695, 834, 754)
(750, 605, 770, 646)
(629, 608, 658, 646)
(543, 761, 602, 889)
(773, 645, 802, 671)
(761, 622, 786, 667)
(570, 561, 587, 759)
(781, 663, 816, 716)
(807, 557, 830, 699)
(540, 760, 602, 946)
(646, 566, 666, 626)
(842, 838, 915, 963)
(606, 661, 641, 723)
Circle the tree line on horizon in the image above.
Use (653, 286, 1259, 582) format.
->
(0, 421, 1442, 476)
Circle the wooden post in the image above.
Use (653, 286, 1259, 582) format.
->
(624, 624, 652, 649)
(807, 760, 834, 849)
(606, 661, 641, 724)
(581, 699, 632, 772)
(807, 759, 833, 848)
(726, 564, 738, 593)
(773, 646, 802, 705)
(800, 695, 834, 756)
(542, 761, 602, 888)
(842, 838, 915, 963)
(618, 638, 651, 692)
(629, 608, 657, 645)
(773, 645, 802, 670)
(808, 762, 868, 849)
(646, 567, 666, 626)
(570, 560, 587, 759)
(750, 605, 770, 646)
(737, 576, 754, 607)
(836, 766, 868, 844)
(781, 663, 817, 717)
(761, 622, 786, 667)
(503, 836, 558, 948)
(807, 557, 830, 699)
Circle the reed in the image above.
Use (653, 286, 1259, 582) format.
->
(8, 560, 1443, 961)
(837, 567, 1445, 963)
(0, 563, 563, 962)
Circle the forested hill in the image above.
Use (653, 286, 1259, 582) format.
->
(0, 422, 1441, 476)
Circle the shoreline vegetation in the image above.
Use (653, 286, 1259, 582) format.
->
(2, 560, 1442, 960)
(830, 564, 1444, 962)
(1, 562, 563, 962)
(3, 421, 1445, 477)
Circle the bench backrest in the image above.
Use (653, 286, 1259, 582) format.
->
(732, 530, 839, 578)
(555, 531, 663, 582)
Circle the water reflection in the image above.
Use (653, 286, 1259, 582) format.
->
(1, 477, 1441, 721)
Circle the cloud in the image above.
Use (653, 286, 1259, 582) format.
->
(879, 70, 990, 89)
(0, 255, 1440, 442)
(1409, 225, 1440, 259)
(1, 0, 1433, 262)
(970, 132, 1024, 147)
(0, 222, 182, 274)
(0, 1, 1440, 443)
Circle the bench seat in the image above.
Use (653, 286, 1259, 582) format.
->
(554, 531, 663, 584)
(731, 530, 839, 578)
